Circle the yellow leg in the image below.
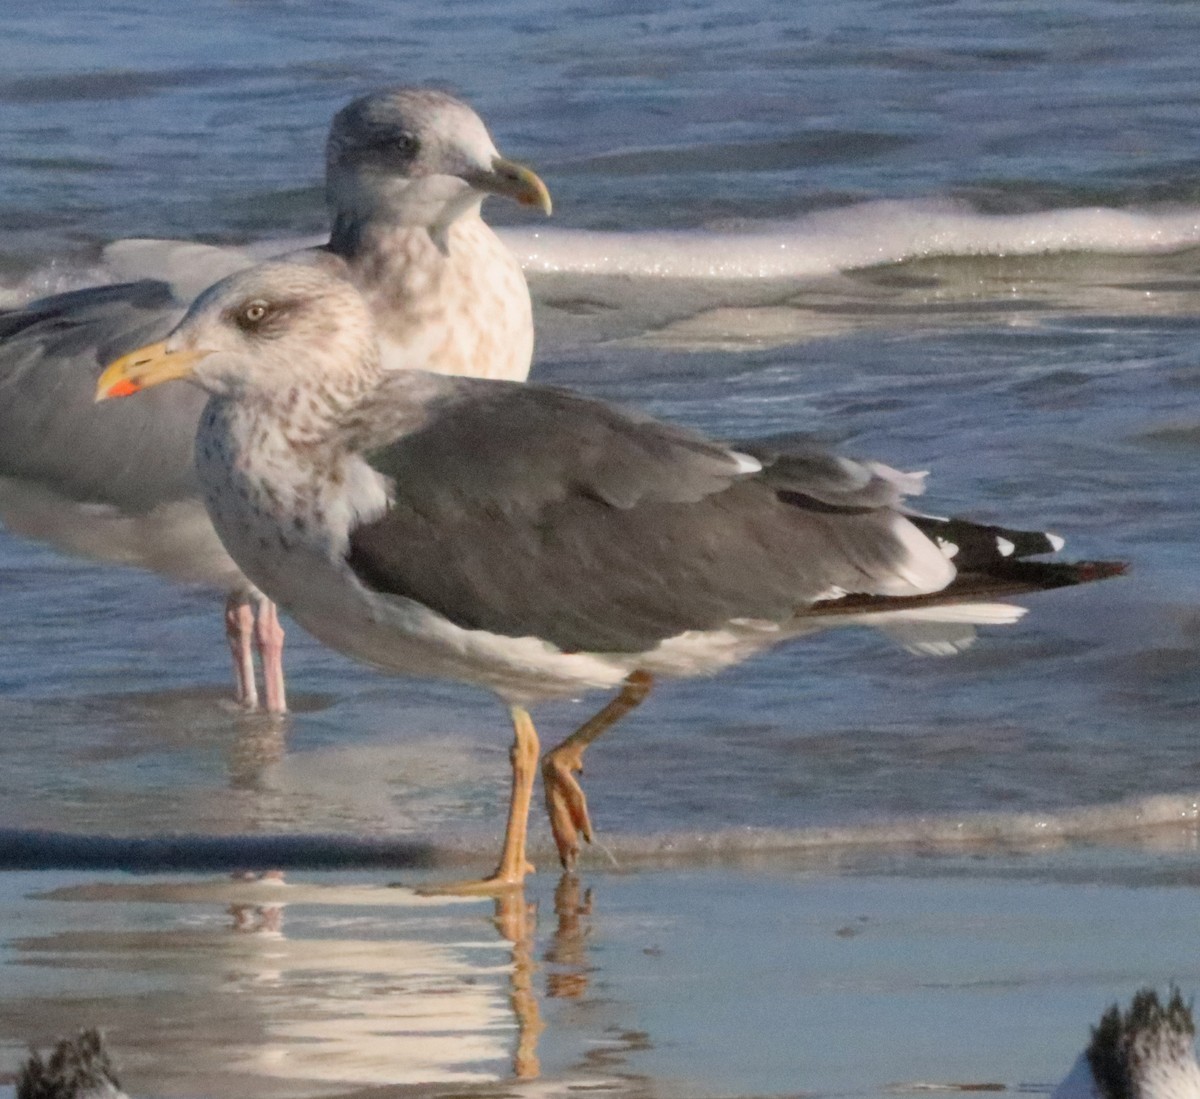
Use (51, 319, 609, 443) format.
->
(492, 705, 540, 884)
(542, 671, 654, 871)
(422, 705, 540, 895)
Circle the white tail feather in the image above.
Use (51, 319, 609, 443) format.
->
(872, 603, 1027, 655)
(864, 602, 1028, 626)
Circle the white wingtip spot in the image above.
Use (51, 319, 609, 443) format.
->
(937, 538, 960, 559)
(730, 451, 763, 475)
(1046, 532, 1065, 552)
(868, 462, 929, 497)
(996, 537, 1015, 557)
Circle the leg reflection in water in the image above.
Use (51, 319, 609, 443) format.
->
(492, 873, 601, 1079)
(2, 872, 618, 1092)
(227, 870, 287, 934)
(546, 873, 594, 1000)
(493, 889, 545, 1079)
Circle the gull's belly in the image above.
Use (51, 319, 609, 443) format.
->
(295, 568, 637, 705)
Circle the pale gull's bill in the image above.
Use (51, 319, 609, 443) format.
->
(0, 87, 550, 713)
(1053, 988, 1200, 1099)
(96, 262, 1126, 893)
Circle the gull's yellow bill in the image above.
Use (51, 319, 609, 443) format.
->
(95, 342, 208, 401)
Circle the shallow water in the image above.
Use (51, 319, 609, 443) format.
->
(3, 851, 1200, 1099)
(1, 0, 1200, 1095)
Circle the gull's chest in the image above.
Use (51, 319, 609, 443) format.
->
(360, 223, 533, 382)
(194, 405, 388, 598)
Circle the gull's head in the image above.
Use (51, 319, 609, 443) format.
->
(1053, 988, 1200, 1099)
(325, 86, 551, 229)
(17, 1028, 127, 1099)
(96, 262, 379, 404)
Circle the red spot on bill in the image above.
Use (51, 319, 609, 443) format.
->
(106, 379, 142, 398)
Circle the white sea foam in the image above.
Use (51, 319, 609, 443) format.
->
(5, 199, 1200, 309)
(502, 199, 1200, 280)
(586, 791, 1200, 866)
(6, 792, 1197, 873)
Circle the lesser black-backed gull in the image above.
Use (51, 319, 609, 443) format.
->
(0, 88, 549, 713)
(96, 262, 1125, 890)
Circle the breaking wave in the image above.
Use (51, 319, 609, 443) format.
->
(500, 198, 1200, 280)
(4, 791, 1198, 872)
(5, 198, 1200, 309)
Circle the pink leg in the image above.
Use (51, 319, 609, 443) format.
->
(224, 592, 259, 710)
(254, 597, 287, 715)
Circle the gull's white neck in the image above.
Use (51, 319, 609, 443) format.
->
(326, 172, 486, 255)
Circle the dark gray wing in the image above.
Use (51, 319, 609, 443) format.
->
(346, 381, 941, 654)
(0, 279, 206, 510)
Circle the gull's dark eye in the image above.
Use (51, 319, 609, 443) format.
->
(364, 129, 422, 165)
(387, 130, 420, 159)
(359, 126, 419, 160)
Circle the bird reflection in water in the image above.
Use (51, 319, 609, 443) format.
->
(226, 870, 287, 935)
(4, 870, 612, 1091)
(546, 874, 594, 1001)
(492, 887, 544, 1079)
(215, 869, 600, 1083)
(224, 719, 287, 793)
(493, 873, 600, 1078)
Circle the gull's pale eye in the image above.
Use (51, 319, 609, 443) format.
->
(228, 295, 297, 338)
(238, 300, 270, 329)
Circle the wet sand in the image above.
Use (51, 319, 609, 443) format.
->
(2, 841, 1199, 1099)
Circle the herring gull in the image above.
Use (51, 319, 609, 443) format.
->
(96, 262, 1126, 891)
(16, 1029, 126, 1099)
(0, 88, 550, 713)
(1053, 988, 1200, 1099)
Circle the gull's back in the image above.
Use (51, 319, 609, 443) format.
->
(0, 277, 242, 585)
(0, 279, 201, 510)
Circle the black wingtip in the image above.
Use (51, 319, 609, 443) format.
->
(990, 557, 1129, 590)
(1072, 560, 1131, 584)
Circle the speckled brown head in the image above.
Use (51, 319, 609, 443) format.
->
(96, 262, 381, 405)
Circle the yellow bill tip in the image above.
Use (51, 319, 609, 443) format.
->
(483, 157, 553, 216)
